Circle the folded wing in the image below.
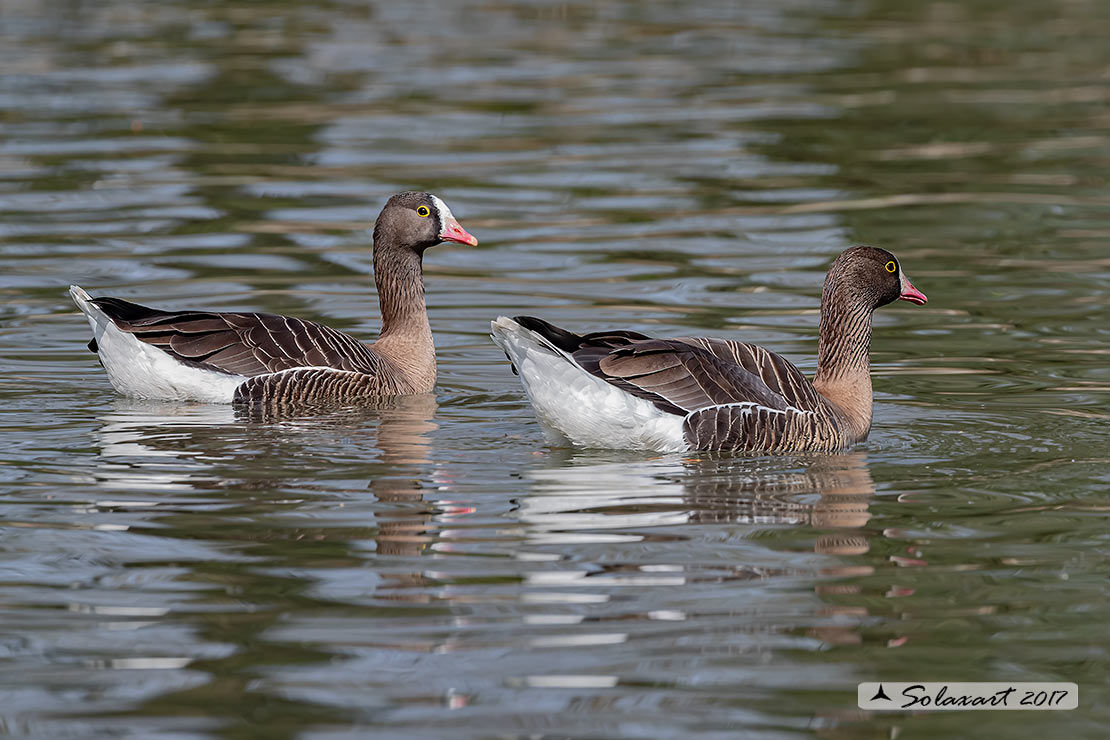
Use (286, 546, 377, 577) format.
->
(89, 296, 383, 377)
(579, 337, 843, 452)
(570, 333, 823, 416)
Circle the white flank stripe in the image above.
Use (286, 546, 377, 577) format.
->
(684, 400, 814, 423)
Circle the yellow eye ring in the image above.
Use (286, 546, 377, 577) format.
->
(416, 205, 431, 218)
(885, 260, 897, 273)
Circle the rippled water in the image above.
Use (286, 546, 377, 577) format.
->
(1, 0, 1108, 737)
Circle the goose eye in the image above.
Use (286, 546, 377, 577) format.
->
(884, 260, 897, 273)
(416, 205, 431, 218)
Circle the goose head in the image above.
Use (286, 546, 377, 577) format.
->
(826, 246, 927, 310)
(374, 191, 479, 253)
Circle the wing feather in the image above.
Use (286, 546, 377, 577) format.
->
(167, 330, 240, 358)
(589, 339, 788, 415)
(91, 298, 381, 378)
(679, 337, 827, 412)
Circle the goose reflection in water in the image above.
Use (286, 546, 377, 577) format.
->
(89, 394, 446, 566)
(91, 395, 440, 482)
(517, 451, 903, 648)
(83, 394, 456, 715)
(91, 401, 240, 493)
(519, 451, 875, 554)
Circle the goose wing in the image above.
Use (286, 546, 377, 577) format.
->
(577, 336, 840, 452)
(89, 296, 382, 377)
(574, 336, 823, 416)
(510, 314, 823, 415)
(672, 336, 827, 412)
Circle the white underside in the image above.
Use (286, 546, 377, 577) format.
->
(71, 285, 248, 403)
(491, 316, 687, 453)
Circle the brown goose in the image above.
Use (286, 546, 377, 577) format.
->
(491, 246, 926, 453)
(71, 191, 478, 404)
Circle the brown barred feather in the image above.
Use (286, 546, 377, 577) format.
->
(232, 367, 408, 405)
(93, 301, 385, 379)
(594, 339, 790, 414)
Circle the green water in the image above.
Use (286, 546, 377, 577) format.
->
(0, 0, 1107, 737)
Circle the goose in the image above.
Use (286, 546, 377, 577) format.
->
(491, 246, 926, 453)
(71, 191, 478, 404)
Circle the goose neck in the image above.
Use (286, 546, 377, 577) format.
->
(373, 246, 429, 339)
(371, 244, 435, 391)
(814, 298, 873, 383)
(813, 279, 875, 440)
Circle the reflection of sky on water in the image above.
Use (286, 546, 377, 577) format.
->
(519, 453, 873, 550)
(92, 401, 239, 491)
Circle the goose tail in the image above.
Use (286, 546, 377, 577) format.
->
(490, 315, 579, 370)
(490, 316, 686, 452)
(70, 285, 112, 353)
(68, 286, 245, 402)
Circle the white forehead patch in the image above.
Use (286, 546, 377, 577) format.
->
(430, 195, 455, 225)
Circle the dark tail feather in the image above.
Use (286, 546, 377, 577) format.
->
(512, 315, 654, 354)
(90, 296, 168, 324)
(87, 338, 98, 353)
(512, 315, 585, 353)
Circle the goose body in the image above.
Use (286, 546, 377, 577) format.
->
(72, 192, 477, 404)
(492, 246, 927, 453)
